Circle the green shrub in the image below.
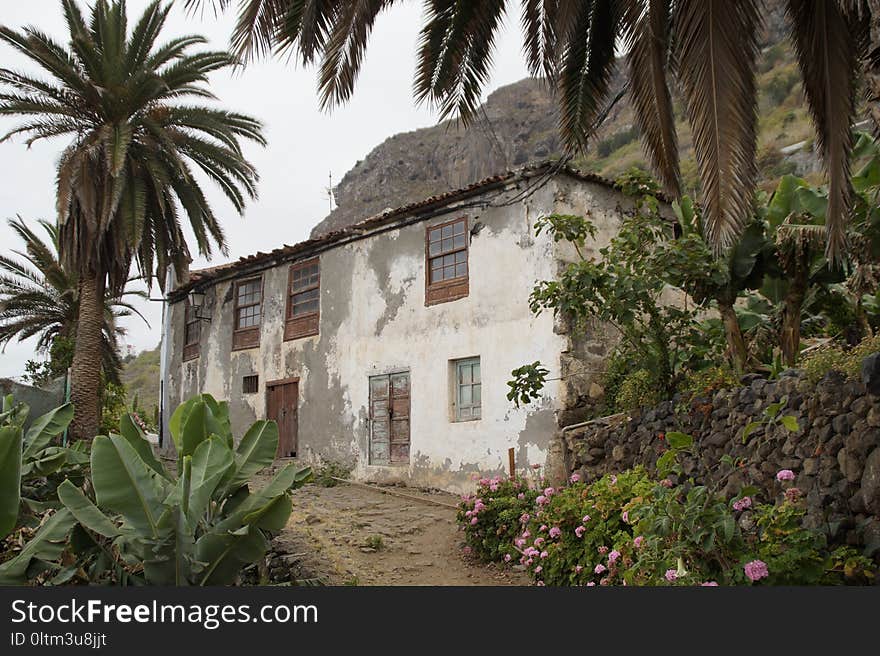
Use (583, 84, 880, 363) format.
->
(681, 366, 739, 399)
(615, 370, 661, 412)
(457, 475, 539, 562)
(314, 460, 352, 487)
(800, 334, 880, 385)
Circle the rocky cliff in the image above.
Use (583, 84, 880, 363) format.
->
(311, 1, 817, 238)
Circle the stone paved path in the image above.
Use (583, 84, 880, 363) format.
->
(273, 481, 529, 586)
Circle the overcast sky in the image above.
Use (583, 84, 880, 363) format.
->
(0, 0, 529, 379)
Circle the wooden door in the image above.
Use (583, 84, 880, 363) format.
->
(369, 371, 410, 465)
(267, 380, 298, 458)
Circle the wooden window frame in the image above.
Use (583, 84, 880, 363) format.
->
(284, 257, 320, 341)
(425, 216, 469, 306)
(182, 300, 200, 362)
(232, 276, 263, 351)
(452, 357, 481, 422)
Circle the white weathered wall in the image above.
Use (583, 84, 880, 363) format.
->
(165, 174, 628, 493)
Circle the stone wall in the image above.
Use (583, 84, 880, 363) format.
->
(560, 364, 880, 560)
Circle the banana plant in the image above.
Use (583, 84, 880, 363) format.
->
(0, 396, 81, 541)
(2, 394, 311, 585)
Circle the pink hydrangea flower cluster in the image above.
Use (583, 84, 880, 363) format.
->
(594, 564, 606, 574)
(732, 496, 752, 511)
(575, 525, 586, 538)
(700, 581, 719, 587)
(664, 569, 678, 582)
(633, 536, 644, 548)
(608, 550, 620, 565)
(743, 559, 769, 582)
(776, 469, 795, 482)
(597, 545, 609, 555)
(784, 487, 802, 502)
(549, 526, 562, 539)
(570, 472, 581, 483)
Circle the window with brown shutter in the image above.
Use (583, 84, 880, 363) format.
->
(242, 375, 259, 394)
(232, 276, 262, 350)
(284, 257, 320, 340)
(183, 301, 200, 362)
(426, 217, 469, 305)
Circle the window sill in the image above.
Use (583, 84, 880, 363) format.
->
(426, 278, 469, 306)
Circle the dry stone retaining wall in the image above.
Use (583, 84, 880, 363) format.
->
(560, 362, 880, 560)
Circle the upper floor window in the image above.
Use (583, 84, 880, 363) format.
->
(285, 257, 320, 340)
(426, 217, 469, 305)
(232, 276, 262, 350)
(183, 301, 200, 361)
(453, 357, 481, 421)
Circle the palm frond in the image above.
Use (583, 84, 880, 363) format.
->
(786, 0, 867, 262)
(622, 0, 679, 197)
(674, 0, 761, 251)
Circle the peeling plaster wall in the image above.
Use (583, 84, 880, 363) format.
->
(164, 175, 628, 494)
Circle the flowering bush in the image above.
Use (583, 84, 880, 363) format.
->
(457, 475, 539, 562)
(457, 465, 875, 586)
(516, 468, 653, 586)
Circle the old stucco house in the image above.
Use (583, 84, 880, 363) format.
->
(159, 162, 639, 493)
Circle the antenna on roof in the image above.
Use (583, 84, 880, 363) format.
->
(326, 171, 337, 213)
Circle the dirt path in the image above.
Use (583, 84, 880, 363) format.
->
(273, 481, 529, 586)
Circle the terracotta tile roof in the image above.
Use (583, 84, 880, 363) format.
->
(170, 161, 635, 300)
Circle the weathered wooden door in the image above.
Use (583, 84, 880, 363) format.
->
(267, 380, 298, 458)
(369, 371, 410, 464)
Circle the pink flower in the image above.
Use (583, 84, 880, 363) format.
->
(575, 565, 583, 574)
(470, 517, 478, 525)
(539, 524, 547, 532)
(664, 569, 677, 582)
(594, 564, 607, 574)
(515, 538, 526, 548)
(534, 537, 545, 547)
(600, 577, 609, 586)
(575, 525, 586, 538)
(700, 581, 719, 586)
(540, 551, 548, 559)
(535, 565, 542, 573)
(660, 478, 673, 488)
(520, 513, 530, 523)
(570, 473, 581, 484)
(489, 483, 499, 492)
(733, 496, 752, 511)
(544, 487, 555, 497)
(608, 550, 620, 565)
(536, 495, 547, 505)
(504, 554, 512, 562)
(549, 527, 562, 538)
(522, 530, 531, 539)
(582, 515, 591, 523)
(610, 475, 618, 485)
(517, 493, 525, 500)
(744, 560, 769, 582)
(784, 487, 802, 502)
(465, 510, 473, 518)
(479, 478, 490, 486)
(633, 536, 644, 548)
(586, 582, 596, 587)
(598, 546, 609, 555)
(776, 469, 795, 482)
(622, 510, 629, 523)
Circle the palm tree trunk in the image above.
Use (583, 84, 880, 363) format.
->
(69, 272, 104, 442)
(718, 301, 748, 374)
(780, 275, 807, 368)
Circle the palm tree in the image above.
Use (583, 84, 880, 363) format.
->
(189, 0, 872, 261)
(0, 0, 265, 440)
(0, 216, 145, 384)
